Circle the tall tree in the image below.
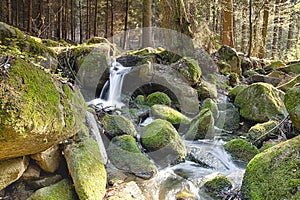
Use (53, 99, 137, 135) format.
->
(28, 0, 33, 34)
(7, 0, 12, 24)
(258, 0, 270, 58)
(142, 0, 152, 48)
(222, 0, 234, 47)
(94, 0, 99, 36)
(272, 0, 281, 59)
(123, 0, 129, 48)
(248, 0, 253, 57)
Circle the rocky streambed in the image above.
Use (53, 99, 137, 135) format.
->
(1, 22, 300, 200)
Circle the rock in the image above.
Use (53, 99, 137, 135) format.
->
(0, 58, 86, 160)
(151, 104, 191, 125)
(105, 181, 146, 200)
(202, 174, 232, 199)
(247, 120, 279, 147)
(135, 95, 147, 105)
(123, 63, 199, 116)
(0, 157, 29, 190)
(228, 85, 247, 101)
(234, 82, 286, 122)
(31, 145, 61, 173)
(242, 135, 300, 199)
(284, 86, 300, 131)
(217, 45, 241, 75)
(277, 61, 300, 75)
(243, 69, 259, 78)
(27, 179, 76, 200)
(147, 91, 172, 107)
(141, 119, 187, 166)
(224, 139, 259, 162)
(172, 57, 202, 86)
(27, 174, 62, 190)
(101, 114, 137, 138)
(278, 74, 300, 92)
(196, 80, 218, 100)
(248, 74, 281, 86)
(216, 104, 240, 131)
(176, 190, 195, 200)
(193, 47, 219, 75)
(22, 165, 41, 180)
(64, 138, 107, 200)
(107, 135, 157, 179)
(185, 108, 215, 140)
(202, 98, 218, 120)
(228, 73, 239, 87)
(267, 60, 286, 69)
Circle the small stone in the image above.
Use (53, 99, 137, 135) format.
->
(22, 165, 41, 180)
(176, 190, 195, 200)
(27, 174, 62, 190)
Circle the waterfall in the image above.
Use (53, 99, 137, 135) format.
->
(88, 60, 131, 110)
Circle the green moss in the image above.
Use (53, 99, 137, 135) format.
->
(269, 60, 285, 69)
(151, 104, 190, 125)
(135, 95, 146, 105)
(242, 135, 300, 199)
(196, 81, 218, 100)
(107, 135, 157, 179)
(278, 75, 300, 92)
(177, 57, 202, 85)
(27, 179, 76, 200)
(202, 98, 218, 120)
(225, 139, 259, 162)
(243, 69, 259, 77)
(64, 138, 107, 199)
(42, 39, 60, 47)
(228, 72, 239, 87)
(185, 108, 215, 140)
(228, 85, 247, 101)
(284, 86, 300, 131)
(203, 175, 232, 199)
(101, 114, 137, 137)
(147, 91, 172, 107)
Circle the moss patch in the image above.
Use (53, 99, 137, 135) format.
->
(202, 98, 218, 120)
(147, 91, 172, 107)
(151, 104, 190, 125)
(284, 86, 300, 131)
(202, 174, 232, 199)
(225, 139, 259, 162)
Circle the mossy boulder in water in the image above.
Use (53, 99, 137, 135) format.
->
(202, 174, 232, 200)
(224, 139, 259, 163)
(0, 58, 86, 160)
(151, 104, 190, 125)
(107, 135, 157, 179)
(185, 108, 215, 140)
(234, 82, 286, 122)
(63, 137, 107, 200)
(242, 135, 300, 199)
(202, 98, 218, 120)
(141, 119, 186, 166)
(196, 80, 218, 100)
(27, 179, 76, 200)
(228, 85, 247, 101)
(147, 91, 172, 107)
(284, 86, 300, 131)
(101, 114, 137, 138)
(216, 103, 240, 131)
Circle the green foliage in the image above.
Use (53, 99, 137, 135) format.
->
(225, 139, 259, 162)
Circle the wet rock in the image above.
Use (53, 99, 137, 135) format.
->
(247, 120, 279, 147)
(27, 179, 76, 200)
(248, 74, 281, 86)
(284, 86, 300, 131)
(0, 157, 29, 190)
(101, 114, 137, 138)
(107, 135, 157, 179)
(217, 45, 241, 75)
(242, 135, 300, 199)
(196, 80, 218, 100)
(202, 174, 233, 200)
(151, 104, 191, 125)
(278, 74, 300, 92)
(22, 165, 41, 180)
(228, 73, 239, 87)
(26, 174, 62, 190)
(186, 108, 215, 140)
(277, 61, 300, 75)
(216, 105, 240, 132)
(147, 91, 172, 107)
(202, 98, 218, 120)
(0, 57, 86, 160)
(228, 85, 247, 101)
(141, 119, 187, 166)
(64, 137, 107, 200)
(105, 181, 146, 200)
(31, 145, 61, 173)
(234, 82, 286, 122)
(176, 190, 195, 200)
(224, 139, 259, 162)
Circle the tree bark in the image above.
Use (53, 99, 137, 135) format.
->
(286, 8, 295, 51)
(28, 0, 33, 34)
(272, 0, 281, 59)
(247, 0, 252, 57)
(79, 0, 83, 43)
(222, 0, 234, 47)
(142, 0, 152, 48)
(258, 0, 270, 58)
(87, 0, 91, 39)
(94, 0, 99, 36)
(122, 0, 129, 48)
(105, 0, 109, 38)
(7, 0, 12, 24)
(110, 0, 114, 38)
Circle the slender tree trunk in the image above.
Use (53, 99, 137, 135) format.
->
(272, 0, 280, 59)
(28, 0, 33, 34)
(248, 0, 252, 57)
(7, 0, 12, 24)
(241, 19, 247, 53)
(71, 0, 75, 41)
(206, 1, 211, 23)
(105, 0, 109, 38)
(258, 0, 270, 58)
(222, 0, 234, 47)
(58, 0, 63, 39)
(94, 0, 99, 36)
(252, 12, 260, 57)
(212, 0, 216, 32)
(87, 0, 91, 39)
(123, 0, 129, 48)
(79, 1, 83, 43)
(142, 0, 152, 48)
(286, 9, 295, 51)
(16, 1, 19, 26)
(110, 0, 114, 38)
(47, 0, 51, 38)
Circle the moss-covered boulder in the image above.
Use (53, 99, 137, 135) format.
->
(141, 119, 186, 166)
(202, 174, 232, 200)
(63, 138, 107, 199)
(107, 135, 157, 179)
(0, 157, 29, 190)
(151, 104, 190, 125)
(234, 82, 286, 122)
(101, 114, 137, 138)
(202, 98, 218, 120)
(27, 179, 76, 200)
(147, 91, 172, 107)
(284, 86, 300, 131)
(185, 108, 215, 140)
(278, 74, 300, 92)
(228, 73, 239, 87)
(196, 80, 218, 100)
(228, 85, 247, 101)
(278, 61, 300, 75)
(216, 103, 240, 131)
(217, 45, 241, 75)
(247, 120, 279, 147)
(172, 56, 202, 86)
(135, 95, 147, 105)
(0, 58, 86, 160)
(242, 135, 300, 199)
(225, 139, 259, 162)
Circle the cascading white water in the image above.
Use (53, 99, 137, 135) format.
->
(88, 60, 131, 109)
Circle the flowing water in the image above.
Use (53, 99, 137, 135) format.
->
(89, 61, 245, 199)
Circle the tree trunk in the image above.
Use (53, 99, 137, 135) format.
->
(286, 9, 295, 51)
(122, 0, 129, 48)
(142, 0, 152, 48)
(79, 0, 83, 43)
(28, 0, 33, 33)
(252, 12, 260, 57)
(272, 0, 280, 59)
(58, 0, 63, 39)
(87, 0, 91, 39)
(258, 0, 270, 58)
(110, 0, 114, 38)
(7, 0, 12, 24)
(94, 0, 99, 36)
(206, 1, 211, 23)
(47, 0, 51, 38)
(222, 0, 234, 47)
(71, 0, 75, 41)
(247, 0, 252, 57)
(105, 0, 109, 38)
